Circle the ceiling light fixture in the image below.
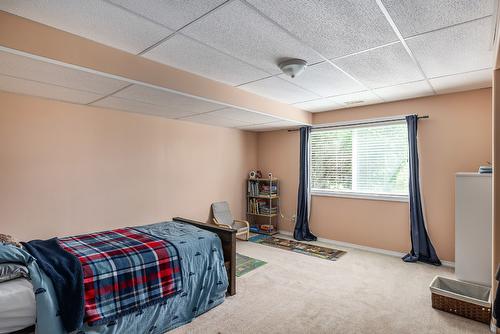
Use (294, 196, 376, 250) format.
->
(278, 58, 307, 78)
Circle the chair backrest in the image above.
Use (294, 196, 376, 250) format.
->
(211, 201, 234, 227)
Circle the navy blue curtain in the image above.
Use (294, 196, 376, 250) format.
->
(494, 266, 500, 326)
(402, 115, 441, 265)
(294, 126, 317, 242)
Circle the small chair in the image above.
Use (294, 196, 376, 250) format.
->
(211, 201, 250, 241)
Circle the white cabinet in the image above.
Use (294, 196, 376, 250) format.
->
(455, 173, 492, 286)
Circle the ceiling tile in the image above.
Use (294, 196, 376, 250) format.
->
(294, 91, 383, 113)
(0, 0, 172, 54)
(0, 51, 129, 95)
(91, 96, 192, 118)
(406, 17, 493, 78)
(239, 76, 319, 104)
(181, 0, 322, 74)
(107, 0, 226, 30)
(0, 74, 102, 104)
(180, 113, 251, 128)
(238, 120, 302, 131)
(328, 91, 383, 110)
(373, 81, 434, 102)
(208, 108, 279, 124)
(334, 43, 423, 88)
(430, 69, 492, 94)
(246, 0, 398, 59)
(143, 34, 269, 86)
(113, 84, 223, 114)
(280, 62, 365, 97)
(381, 0, 494, 37)
(293, 98, 343, 113)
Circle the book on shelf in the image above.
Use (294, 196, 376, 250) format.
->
(248, 182, 260, 196)
(248, 182, 277, 197)
(260, 184, 277, 195)
(247, 198, 277, 215)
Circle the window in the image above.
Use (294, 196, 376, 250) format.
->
(310, 121, 409, 201)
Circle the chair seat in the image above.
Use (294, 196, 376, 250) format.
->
(212, 201, 249, 240)
(233, 220, 249, 231)
(233, 221, 249, 234)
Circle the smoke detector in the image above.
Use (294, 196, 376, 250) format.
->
(278, 59, 307, 78)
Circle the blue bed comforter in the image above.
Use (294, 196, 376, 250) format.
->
(0, 221, 229, 334)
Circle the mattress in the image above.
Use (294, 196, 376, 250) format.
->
(0, 278, 35, 334)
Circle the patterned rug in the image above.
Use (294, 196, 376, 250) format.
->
(236, 253, 266, 277)
(249, 234, 346, 261)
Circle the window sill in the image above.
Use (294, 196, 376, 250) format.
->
(311, 190, 408, 203)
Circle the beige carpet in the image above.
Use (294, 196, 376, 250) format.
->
(171, 236, 490, 334)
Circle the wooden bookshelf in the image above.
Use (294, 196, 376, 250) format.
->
(247, 195, 279, 199)
(247, 177, 279, 235)
(247, 212, 278, 218)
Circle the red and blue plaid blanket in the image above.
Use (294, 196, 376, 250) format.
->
(58, 227, 182, 325)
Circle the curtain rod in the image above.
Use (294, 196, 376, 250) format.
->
(288, 115, 429, 132)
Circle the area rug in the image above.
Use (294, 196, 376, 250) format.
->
(249, 234, 346, 261)
(236, 253, 266, 277)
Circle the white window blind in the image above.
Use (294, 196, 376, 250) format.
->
(311, 121, 409, 199)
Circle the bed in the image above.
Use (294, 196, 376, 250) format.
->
(0, 217, 236, 334)
(0, 278, 35, 334)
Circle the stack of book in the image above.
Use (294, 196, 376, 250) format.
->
(259, 205, 277, 215)
(248, 198, 277, 215)
(260, 184, 277, 196)
(248, 182, 260, 196)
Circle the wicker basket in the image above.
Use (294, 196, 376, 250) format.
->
(430, 276, 491, 324)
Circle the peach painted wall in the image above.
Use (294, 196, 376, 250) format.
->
(258, 88, 492, 261)
(0, 91, 257, 241)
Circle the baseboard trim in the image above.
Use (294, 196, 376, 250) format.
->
(278, 230, 455, 268)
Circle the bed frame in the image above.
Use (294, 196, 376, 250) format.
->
(172, 217, 236, 296)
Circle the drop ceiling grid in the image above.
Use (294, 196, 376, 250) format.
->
(0, 73, 105, 105)
(178, 109, 300, 129)
(128, 0, 388, 96)
(0, 1, 495, 115)
(91, 95, 203, 119)
(104, 0, 229, 33)
(237, 0, 391, 102)
(97, 82, 306, 127)
(380, 0, 494, 38)
(120, 0, 319, 87)
(237, 0, 493, 110)
(205, 107, 283, 124)
(0, 47, 305, 130)
(63, 0, 496, 90)
(429, 68, 492, 94)
(0, 50, 131, 95)
(133, 0, 319, 82)
(0, 0, 173, 54)
(143, 33, 273, 86)
(405, 17, 494, 79)
(294, 65, 493, 112)
(373, 0, 436, 94)
(236, 1, 420, 104)
(1, 0, 488, 107)
(101, 0, 238, 57)
(85, 83, 134, 106)
(105, 0, 264, 80)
